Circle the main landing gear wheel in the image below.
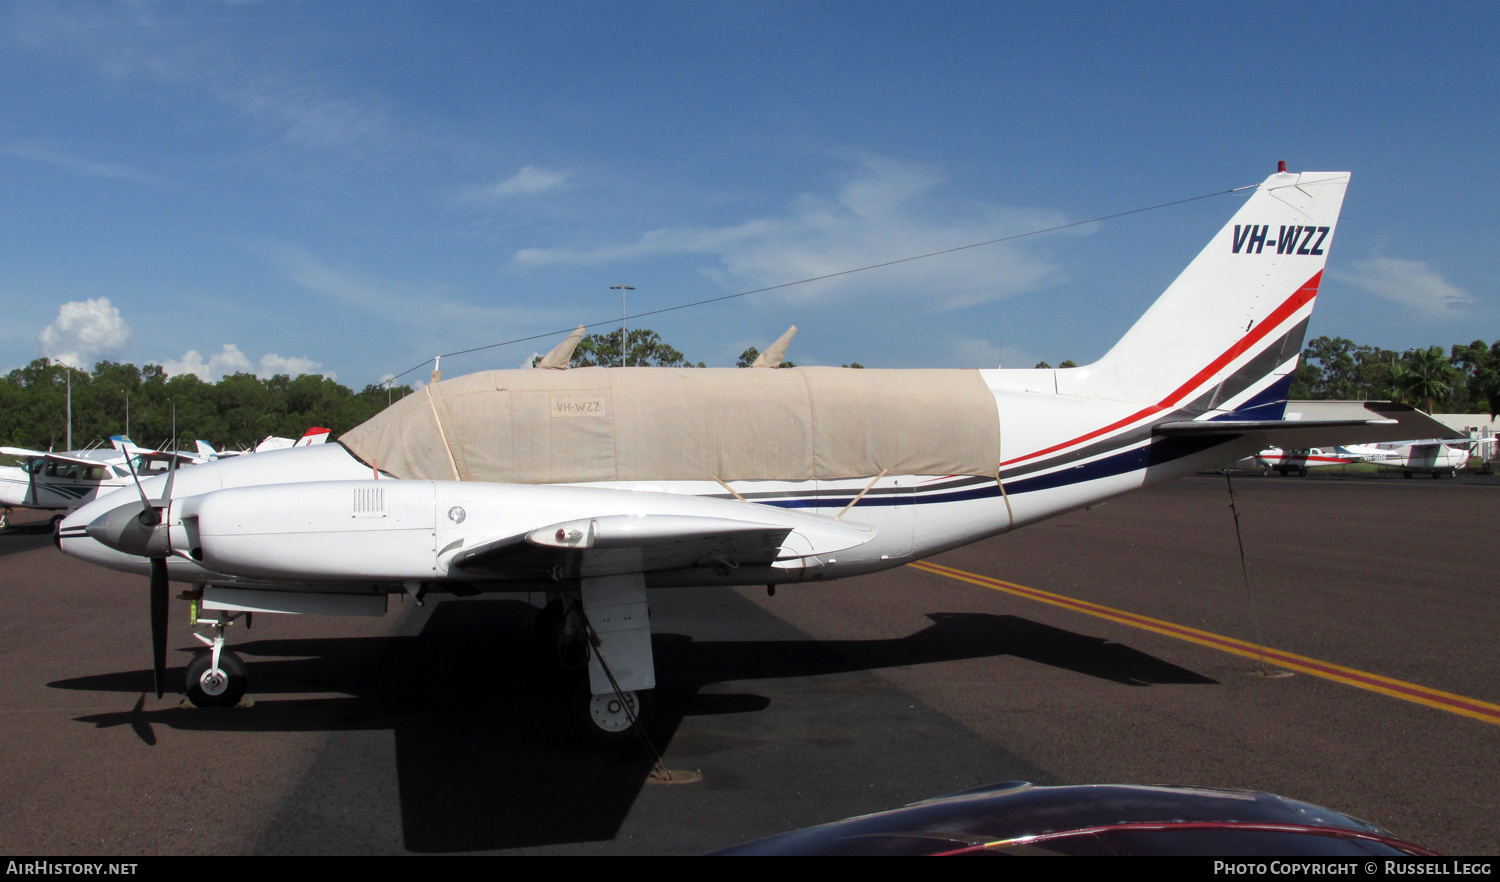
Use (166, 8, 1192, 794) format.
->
(571, 686, 656, 749)
(185, 649, 247, 708)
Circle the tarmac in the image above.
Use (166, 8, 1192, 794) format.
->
(0, 470, 1495, 854)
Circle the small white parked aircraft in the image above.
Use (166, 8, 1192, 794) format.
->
(58, 167, 1451, 744)
(0, 438, 193, 528)
(1346, 439, 1472, 478)
(1256, 446, 1365, 476)
(1258, 438, 1471, 478)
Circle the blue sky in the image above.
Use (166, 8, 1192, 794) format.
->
(3, 1, 1496, 389)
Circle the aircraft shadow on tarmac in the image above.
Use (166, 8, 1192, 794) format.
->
(0, 522, 60, 558)
(52, 597, 1213, 852)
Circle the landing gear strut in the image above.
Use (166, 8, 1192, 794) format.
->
(185, 598, 249, 707)
(535, 579, 659, 749)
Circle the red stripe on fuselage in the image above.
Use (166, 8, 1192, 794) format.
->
(1000, 271, 1322, 468)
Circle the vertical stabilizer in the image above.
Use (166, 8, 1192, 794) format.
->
(1060, 170, 1349, 419)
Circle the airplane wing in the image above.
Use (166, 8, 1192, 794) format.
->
(452, 514, 802, 580)
(1155, 401, 1462, 450)
(0, 446, 48, 459)
(253, 435, 296, 453)
(0, 447, 113, 469)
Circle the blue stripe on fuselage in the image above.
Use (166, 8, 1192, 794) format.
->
(760, 435, 1230, 510)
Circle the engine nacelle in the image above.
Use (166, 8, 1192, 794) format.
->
(186, 478, 879, 584)
(194, 481, 438, 581)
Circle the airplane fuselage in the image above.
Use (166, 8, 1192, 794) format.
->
(0, 456, 139, 513)
(57, 372, 1260, 594)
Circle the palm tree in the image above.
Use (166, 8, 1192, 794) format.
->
(1398, 346, 1458, 413)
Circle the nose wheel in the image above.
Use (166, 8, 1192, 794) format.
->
(185, 649, 247, 707)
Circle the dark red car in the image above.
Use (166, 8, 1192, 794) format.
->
(713, 782, 1436, 856)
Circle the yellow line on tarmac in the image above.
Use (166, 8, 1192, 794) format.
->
(908, 559, 1500, 727)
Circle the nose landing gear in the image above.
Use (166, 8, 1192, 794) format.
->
(184, 594, 250, 707)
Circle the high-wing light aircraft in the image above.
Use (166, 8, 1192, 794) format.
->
(1345, 439, 1472, 478)
(57, 167, 1451, 745)
(1256, 446, 1366, 476)
(0, 439, 193, 528)
(1258, 437, 1471, 478)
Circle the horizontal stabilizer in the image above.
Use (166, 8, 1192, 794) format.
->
(1155, 401, 1463, 449)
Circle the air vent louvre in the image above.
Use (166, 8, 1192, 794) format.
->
(352, 486, 387, 518)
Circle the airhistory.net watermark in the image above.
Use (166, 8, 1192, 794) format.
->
(5, 864, 137, 875)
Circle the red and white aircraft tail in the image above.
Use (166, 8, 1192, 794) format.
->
(293, 427, 331, 447)
(1065, 169, 1349, 415)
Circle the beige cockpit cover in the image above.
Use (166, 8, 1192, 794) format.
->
(341, 366, 1000, 483)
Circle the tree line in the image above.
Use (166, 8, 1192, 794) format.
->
(4, 333, 1495, 450)
(1290, 337, 1500, 417)
(0, 358, 411, 452)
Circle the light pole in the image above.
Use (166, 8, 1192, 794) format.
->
(610, 285, 634, 366)
(122, 390, 130, 440)
(64, 364, 72, 451)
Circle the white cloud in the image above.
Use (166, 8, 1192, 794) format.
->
(513, 154, 1074, 312)
(228, 74, 393, 155)
(15, 6, 394, 159)
(38, 297, 133, 368)
(260, 352, 332, 381)
(1334, 257, 1474, 319)
(265, 245, 569, 333)
(468, 165, 570, 202)
(161, 344, 252, 381)
(3, 142, 164, 184)
(161, 344, 330, 382)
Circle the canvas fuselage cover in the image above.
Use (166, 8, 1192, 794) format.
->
(340, 366, 1001, 484)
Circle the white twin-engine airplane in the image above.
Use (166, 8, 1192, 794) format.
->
(57, 167, 1438, 745)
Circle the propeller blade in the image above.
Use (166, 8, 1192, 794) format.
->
(122, 452, 157, 524)
(150, 557, 168, 699)
(160, 453, 178, 506)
